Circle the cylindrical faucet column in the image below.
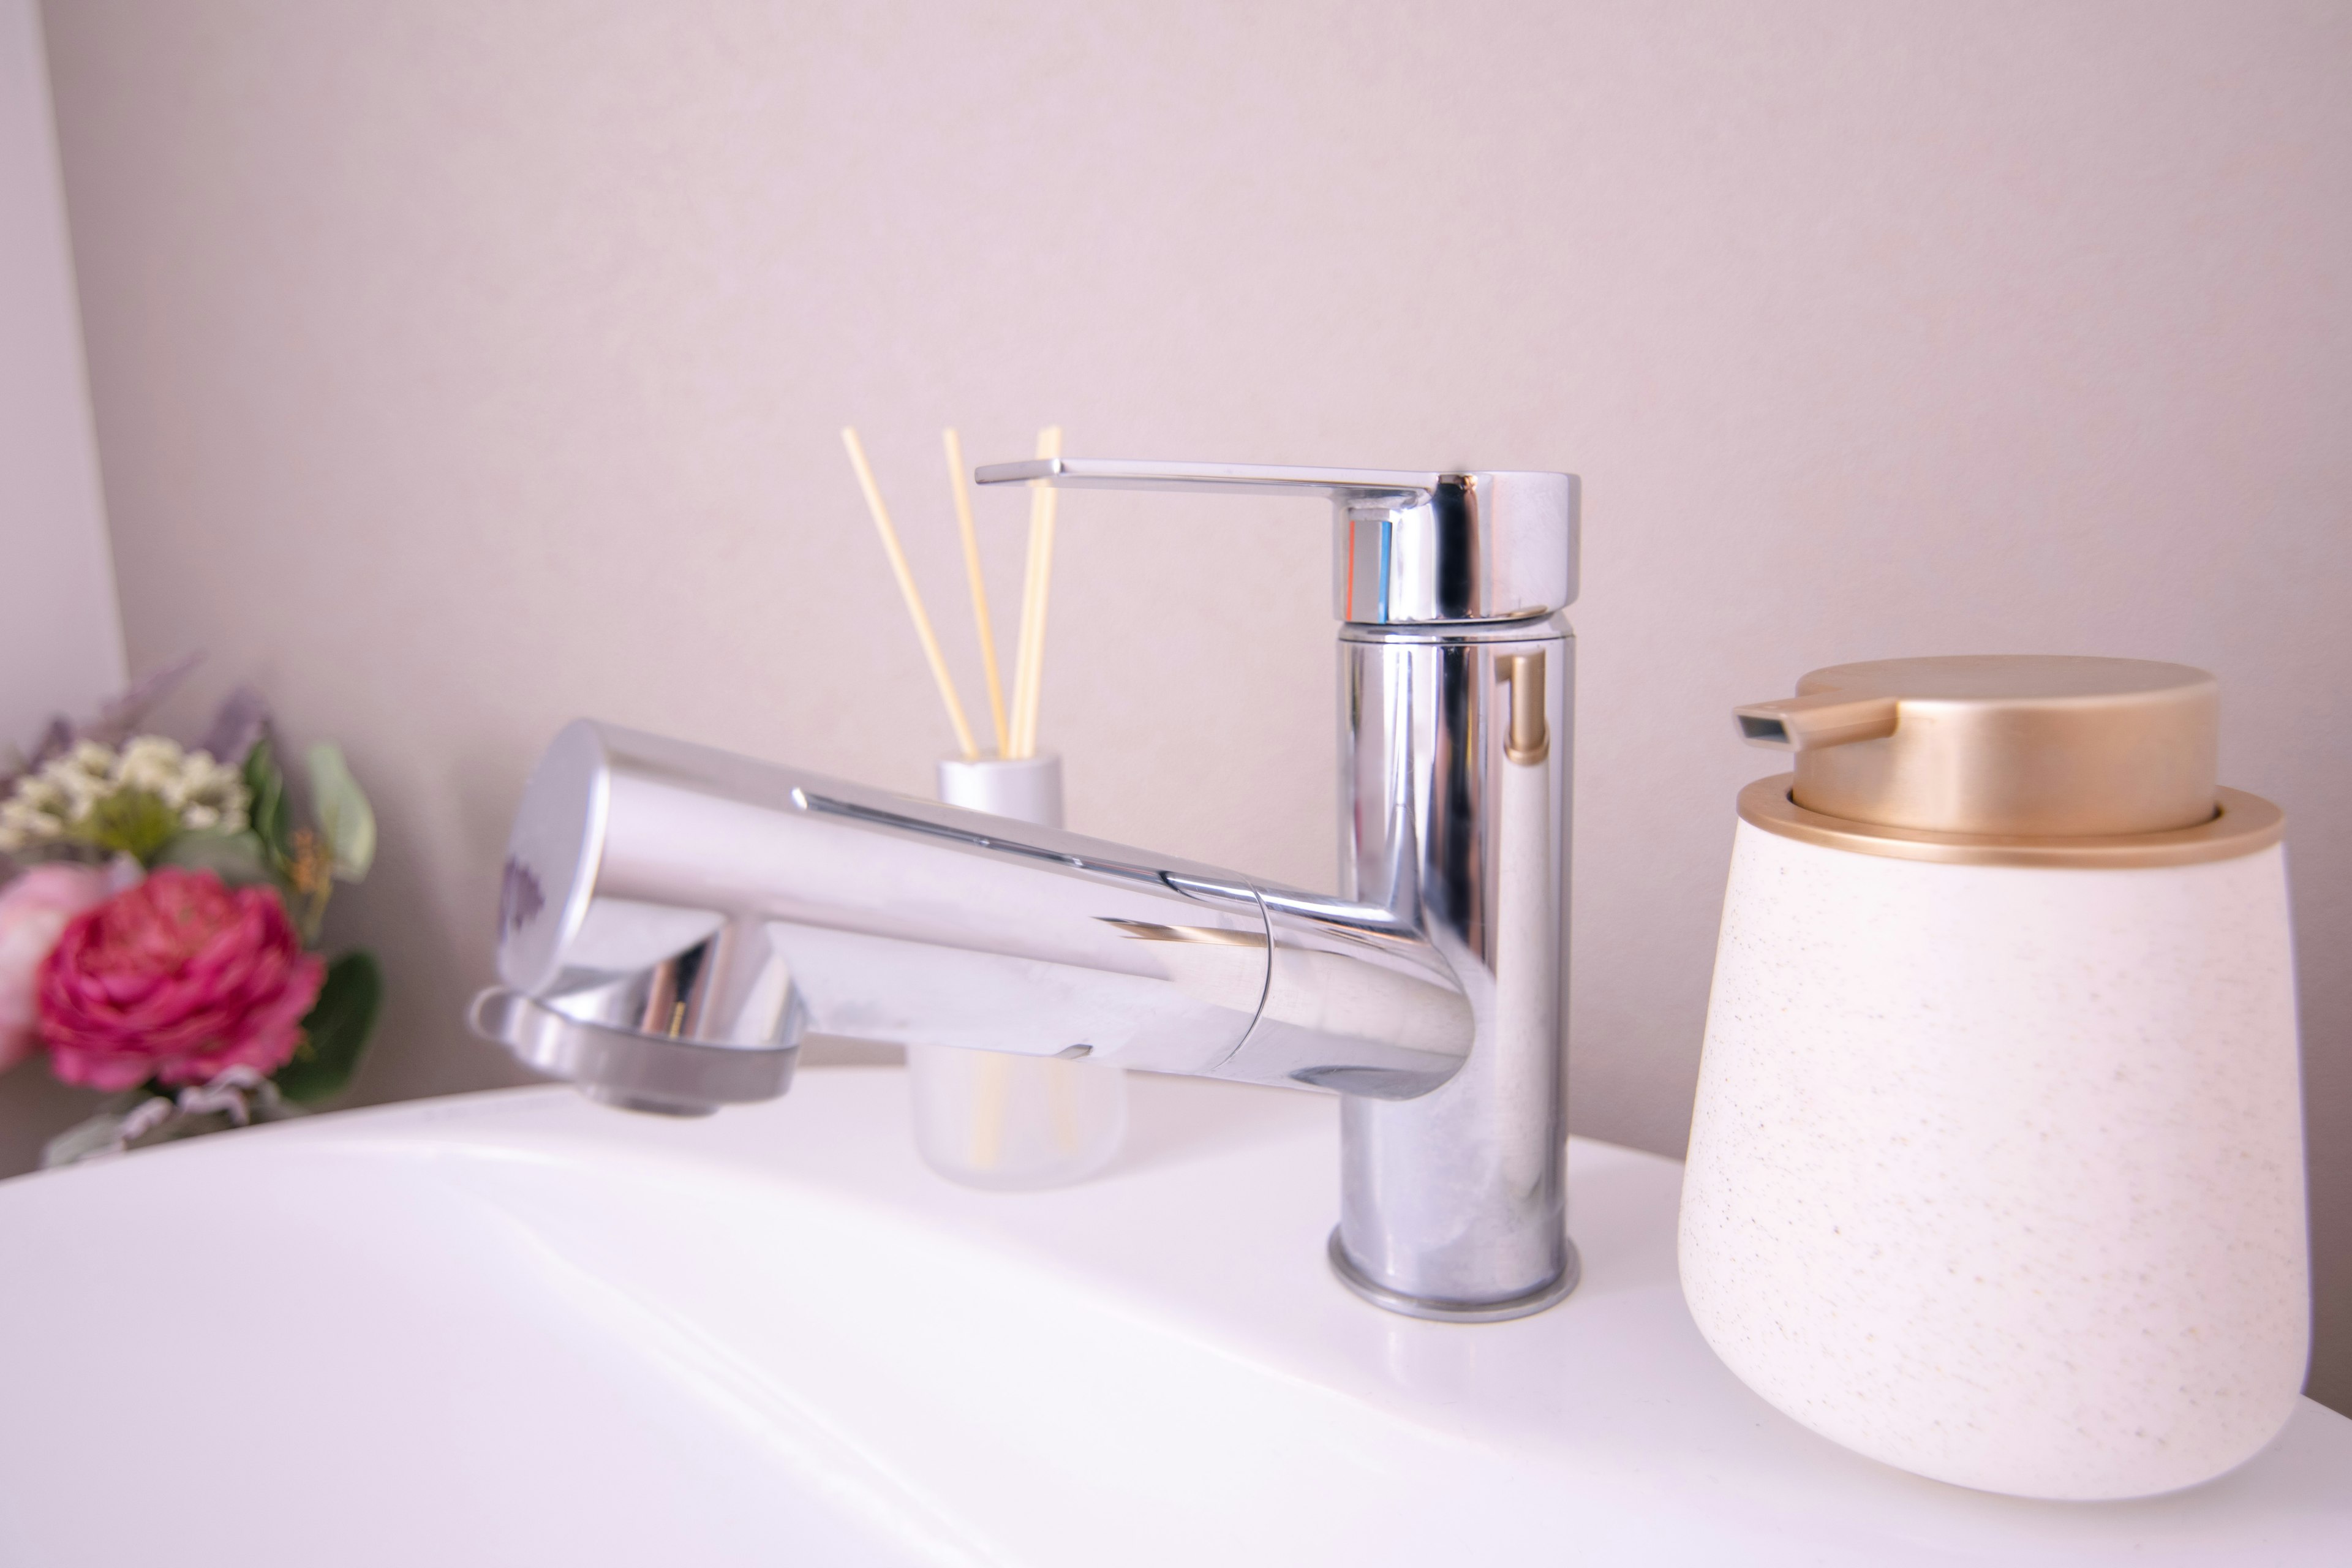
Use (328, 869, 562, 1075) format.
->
(1330, 614, 1578, 1319)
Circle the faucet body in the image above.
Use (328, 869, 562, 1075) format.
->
(474, 459, 1578, 1319)
(1335, 615, 1574, 1315)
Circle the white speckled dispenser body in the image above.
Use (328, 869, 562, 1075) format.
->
(1679, 821, 2308, 1500)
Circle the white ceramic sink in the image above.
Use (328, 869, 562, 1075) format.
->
(1, 1066, 2345, 1566)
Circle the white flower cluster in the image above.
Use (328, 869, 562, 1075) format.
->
(0, 737, 250, 854)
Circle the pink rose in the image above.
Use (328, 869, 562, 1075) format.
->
(37, 867, 325, 1090)
(0, 864, 113, 1073)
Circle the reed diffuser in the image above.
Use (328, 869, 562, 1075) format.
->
(840, 424, 1128, 1188)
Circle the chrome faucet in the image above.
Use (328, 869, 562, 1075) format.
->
(470, 458, 1580, 1321)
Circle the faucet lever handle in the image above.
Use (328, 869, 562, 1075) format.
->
(974, 456, 1436, 503)
(974, 455, 1579, 627)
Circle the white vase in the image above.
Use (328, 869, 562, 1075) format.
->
(1681, 656, 2308, 1501)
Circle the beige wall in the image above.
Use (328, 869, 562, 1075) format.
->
(0, 0, 118, 750)
(32, 1, 2352, 1409)
(0, 0, 122, 1163)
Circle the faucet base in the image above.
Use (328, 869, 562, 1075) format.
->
(1325, 1229, 1581, 1323)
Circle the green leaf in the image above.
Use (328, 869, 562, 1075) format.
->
(244, 736, 293, 863)
(157, 829, 274, 884)
(274, 949, 382, 1106)
(305, 742, 375, 881)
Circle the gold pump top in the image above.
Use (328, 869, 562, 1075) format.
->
(1737, 655, 2217, 835)
(1732, 655, 2282, 868)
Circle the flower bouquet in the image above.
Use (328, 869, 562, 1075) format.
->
(0, 669, 383, 1166)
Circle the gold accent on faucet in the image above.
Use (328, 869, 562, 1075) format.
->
(1500, 654, 1548, 766)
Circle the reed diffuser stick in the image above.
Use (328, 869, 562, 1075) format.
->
(1008, 445, 1041, 755)
(942, 428, 1009, 757)
(841, 426, 978, 760)
(1009, 425, 1065, 759)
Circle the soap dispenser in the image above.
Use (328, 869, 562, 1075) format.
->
(1679, 655, 2306, 1501)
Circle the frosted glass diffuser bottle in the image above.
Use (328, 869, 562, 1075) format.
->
(1680, 656, 2305, 1501)
(908, 753, 1128, 1188)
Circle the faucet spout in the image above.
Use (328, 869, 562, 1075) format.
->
(473, 722, 1474, 1116)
